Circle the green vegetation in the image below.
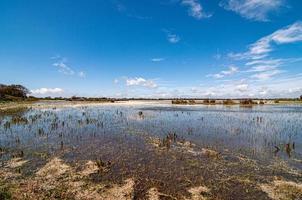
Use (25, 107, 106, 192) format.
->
(0, 184, 12, 200)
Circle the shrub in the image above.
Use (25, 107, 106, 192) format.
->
(0, 84, 29, 100)
(240, 99, 255, 105)
(203, 99, 210, 104)
(210, 100, 216, 104)
(223, 99, 235, 105)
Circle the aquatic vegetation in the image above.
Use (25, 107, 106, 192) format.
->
(95, 158, 111, 173)
(0, 185, 12, 200)
(0, 101, 301, 199)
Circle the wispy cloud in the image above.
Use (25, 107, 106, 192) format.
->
(114, 1, 151, 20)
(250, 69, 283, 80)
(207, 66, 239, 79)
(167, 33, 181, 43)
(219, 0, 284, 22)
(113, 79, 119, 84)
(246, 65, 278, 72)
(151, 58, 165, 62)
(53, 60, 75, 75)
(245, 58, 282, 66)
(181, 0, 211, 19)
(230, 22, 302, 60)
(78, 71, 86, 78)
(116, 2, 126, 12)
(51, 56, 86, 78)
(126, 77, 158, 88)
(227, 22, 302, 80)
(163, 29, 181, 44)
(30, 88, 64, 95)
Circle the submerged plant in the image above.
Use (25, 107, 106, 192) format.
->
(95, 158, 111, 173)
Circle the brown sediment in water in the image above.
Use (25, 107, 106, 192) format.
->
(0, 157, 136, 200)
(0, 147, 301, 200)
(0, 101, 301, 199)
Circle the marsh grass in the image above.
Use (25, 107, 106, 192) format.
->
(0, 184, 12, 200)
(0, 101, 301, 199)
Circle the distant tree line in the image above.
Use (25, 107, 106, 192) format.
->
(0, 84, 30, 101)
(1, 83, 302, 102)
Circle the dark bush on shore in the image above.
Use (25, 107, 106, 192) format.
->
(203, 99, 210, 104)
(67, 96, 114, 102)
(203, 99, 216, 104)
(172, 99, 196, 105)
(0, 84, 30, 101)
(240, 99, 256, 105)
(223, 99, 235, 105)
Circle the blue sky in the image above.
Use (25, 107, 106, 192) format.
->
(1, 0, 302, 98)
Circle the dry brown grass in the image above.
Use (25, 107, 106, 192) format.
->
(260, 179, 302, 200)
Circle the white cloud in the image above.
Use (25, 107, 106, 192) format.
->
(126, 77, 158, 88)
(207, 66, 239, 79)
(112, 74, 302, 98)
(236, 84, 249, 92)
(30, 88, 64, 95)
(211, 74, 225, 79)
(231, 22, 302, 60)
(78, 71, 86, 78)
(220, 0, 284, 22)
(272, 22, 302, 43)
(227, 22, 302, 83)
(181, 0, 211, 19)
(151, 58, 165, 62)
(180, 74, 302, 98)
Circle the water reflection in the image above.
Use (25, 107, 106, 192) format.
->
(0, 103, 301, 168)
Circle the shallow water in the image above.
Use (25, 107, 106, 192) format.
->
(0, 101, 301, 199)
